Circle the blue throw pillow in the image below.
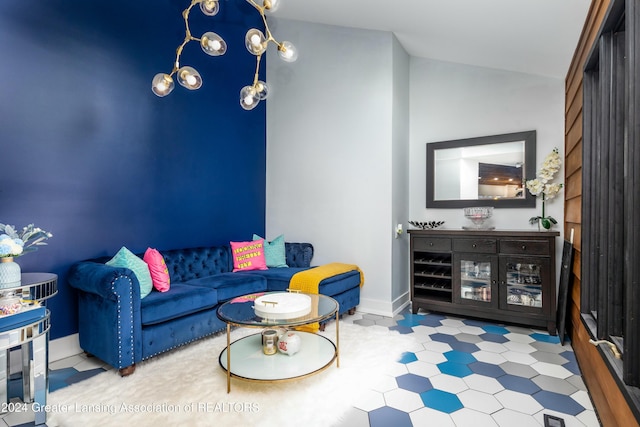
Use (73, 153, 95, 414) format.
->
(253, 234, 288, 268)
(106, 246, 153, 298)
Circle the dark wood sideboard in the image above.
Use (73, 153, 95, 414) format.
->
(409, 229, 560, 334)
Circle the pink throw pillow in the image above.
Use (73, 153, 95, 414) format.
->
(143, 248, 171, 292)
(230, 240, 268, 272)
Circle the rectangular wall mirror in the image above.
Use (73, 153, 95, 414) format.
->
(426, 130, 536, 208)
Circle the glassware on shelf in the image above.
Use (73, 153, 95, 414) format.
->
(506, 286, 542, 307)
(505, 262, 543, 307)
(460, 260, 491, 302)
(461, 282, 491, 302)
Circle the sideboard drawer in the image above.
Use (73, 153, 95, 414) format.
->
(413, 237, 451, 252)
(453, 239, 497, 253)
(500, 239, 550, 256)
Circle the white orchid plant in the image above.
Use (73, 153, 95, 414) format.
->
(0, 223, 53, 258)
(525, 148, 563, 229)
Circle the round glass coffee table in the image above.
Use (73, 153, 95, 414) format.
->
(216, 291, 339, 393)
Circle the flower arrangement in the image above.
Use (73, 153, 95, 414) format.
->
(0, 223, 53, 258)
(526, 148, 563, 230)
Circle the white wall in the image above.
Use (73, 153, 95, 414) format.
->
(391, 37, 410, 307)
(266, 19, 410, 316)
(409, 58, 565, 240)
(266, 22, 566, 316)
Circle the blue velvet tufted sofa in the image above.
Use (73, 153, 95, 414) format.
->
(67, 243, 361, 375)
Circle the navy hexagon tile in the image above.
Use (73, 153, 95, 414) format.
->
(497, 374, 541, 394)
(368, 406, 413, 427)
(396, 373, 433, 394)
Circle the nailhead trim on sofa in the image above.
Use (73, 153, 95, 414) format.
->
(112, 274, 135, 369)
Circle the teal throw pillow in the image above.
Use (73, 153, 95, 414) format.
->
(106, 246, 153, 298)
(253, 234, 288, 268)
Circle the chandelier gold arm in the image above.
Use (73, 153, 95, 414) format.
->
(152, 0, 295, 106)
(169, 0, 202, 75)
(246, 0, 287, 54)
(252, 54, 263, 87)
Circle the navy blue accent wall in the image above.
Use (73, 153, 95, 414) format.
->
(0, 1, 267, 339)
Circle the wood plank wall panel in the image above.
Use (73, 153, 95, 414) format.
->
(565, 173, 581, 200)
(566, 89, 583, 130)
(571, 276, 581, 302)
(566, 141, 583, 176)
(565, 0, 640, 425)
(572, 228, 582, 256)
(564, 198, 582, 224)
(567, 112, 583, 150)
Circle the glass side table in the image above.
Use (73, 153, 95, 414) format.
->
(0, 273, 57, 426)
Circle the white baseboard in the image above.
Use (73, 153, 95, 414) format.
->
(49, 333, 81, 363)
(357, 291, 411, 317)
(392, 292, 411, 316)
(357, 298, 393, 317)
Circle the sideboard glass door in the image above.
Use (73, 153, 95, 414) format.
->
(455, 255, 496, 307)
(500, 257, 550, 315)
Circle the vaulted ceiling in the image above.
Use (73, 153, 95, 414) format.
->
(273, 0, 591, 79)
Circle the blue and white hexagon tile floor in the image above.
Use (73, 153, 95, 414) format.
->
(336, 309, 599, 427)
(1, 308, 600, 427)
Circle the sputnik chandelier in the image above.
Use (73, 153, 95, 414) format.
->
(151, 0, 297, 111)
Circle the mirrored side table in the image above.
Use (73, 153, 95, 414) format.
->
(0, 273, 57, 426)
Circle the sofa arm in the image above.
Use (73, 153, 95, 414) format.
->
(68, 261, 142, 371)
(68, 261, 142, 301)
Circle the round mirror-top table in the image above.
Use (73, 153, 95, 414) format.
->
(0, 273, 57, 426)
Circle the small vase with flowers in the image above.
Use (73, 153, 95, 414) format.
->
(0, 223, 53, 288)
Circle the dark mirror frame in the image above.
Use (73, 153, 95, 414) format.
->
(426, 130, 537, 208)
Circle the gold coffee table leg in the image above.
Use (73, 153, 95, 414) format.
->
(336, 304, 340, 368)
(226, 323, 231, 393)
